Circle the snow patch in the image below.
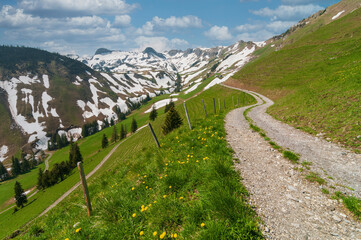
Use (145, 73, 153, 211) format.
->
(184, 82, 201, 94)
(204, 70, 238, 91)
(254, 42, 266, 47)
(43, 75, 50, 88)
(41, 92, 53, 117)
(332, 10, 345, 20)
(0, 145, 9, 162)
(145, 98, 178, 113)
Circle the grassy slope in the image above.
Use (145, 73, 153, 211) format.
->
(9, 85, 260, 239)
(0, 74, 216, 211)
(232, 7, 361, 151)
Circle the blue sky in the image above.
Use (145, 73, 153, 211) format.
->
(0, 0, 339, 55)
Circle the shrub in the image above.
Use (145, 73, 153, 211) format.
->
(162, 107, 183, 135)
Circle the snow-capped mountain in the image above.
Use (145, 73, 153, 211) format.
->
(0, 40, 263, 162)
(74, 40, 264, 88)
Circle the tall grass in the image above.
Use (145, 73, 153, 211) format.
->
(17, 86, 261, 239)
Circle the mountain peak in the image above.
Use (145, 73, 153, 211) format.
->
(142, 47, 166, 59)
(95, 48, 113, 55)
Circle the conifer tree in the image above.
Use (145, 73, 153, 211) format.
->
(164, 99, 175, 113)
(21, 158, 30, 173)
(119, 124, 127, 140)
(37, 168, 43, 189)
(0, 161, 9, 180)
(131, 118, 138, 133)
(14, 181, 27, 208)
(110, 118, 115, 126)
(42, 170, 51, 188)
(70, 143, 82, 167)
(102, 134, 108, 149)
(11, 157, 21, 176)
(149, 106, 158, 121)
(162, 106, 183, 135)
(111, 125, 118, 142)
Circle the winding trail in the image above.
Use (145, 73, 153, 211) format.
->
(223, 84, 361, 239)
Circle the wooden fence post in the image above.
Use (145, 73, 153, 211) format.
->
(148, 123, 160, 148)
(218, 98, 221, 112)
(184, 102, 192, 130)
(202, 99, 207, 117)
(213, 98, 216, 114)
(77, 162, 92, 216)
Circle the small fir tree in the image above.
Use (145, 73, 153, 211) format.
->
(14, 181, 27, 208)
(70, 143, 82, 168)
(162, 106, 183, 135)
(131, 118, 138, 133)
(0, 161, 9, 181)
(111, 125, 118, 142)
(120, 124, 127, 140)
(11, 157, 21, 176)
(164, 99, 175, 113)
(102, 134, 108, 148)
(149, 106, 158, 121)
(37, 168, 43, 189)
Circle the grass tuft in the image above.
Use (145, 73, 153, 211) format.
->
(282, 150, 300, 163)
(305, 172, 326, 185)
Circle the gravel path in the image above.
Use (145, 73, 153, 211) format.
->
(223, 85, 361, 239)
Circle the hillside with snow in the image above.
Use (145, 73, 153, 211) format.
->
(0, 40, 262, 162)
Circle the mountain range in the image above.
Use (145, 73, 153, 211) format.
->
(0, 40, 263, 163)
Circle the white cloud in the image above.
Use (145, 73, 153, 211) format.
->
(136, 21, 155, 36)
(0, 5, 41, 27)
(281, 0, 322, 5)
(152, 15, 202, 28)
(251, 4, 324, 20)
(236, 29, 274, 42)
(135, 36, 189, 52)
(113, 15, 131, 27)
(136, 15, 202, 36)
(235, 23, 263, 32)
(19, 0, 137, 17)
(266, 21, 297, 32)
(204, 26, 233, 41)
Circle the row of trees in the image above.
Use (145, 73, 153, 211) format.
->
(47, 132, 70, 151)
(37, 143, 82, 190)
(1, 152, 41, 182)
(101, 118, 138, 149)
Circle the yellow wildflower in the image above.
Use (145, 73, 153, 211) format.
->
(149, 204, 152, 207)
(144, 206, 148, 211)
(140, 231, 144, 236)
(179, 197, 183, 200)
(65, 238, 69, 240)
(131, 187, 135, 191)
(201, 223, 205, 227)
(174, 233, 178, 238)
(153, 231, 158, 236)
(163, 195, 167, 198)
(160, 232, 166, 239)
(144, 175, 147, 178)
(132, 213, 136, 217)
(76, 228, 81, 233)
(154, 201, 157, 203)
(169, 186, 172, 189)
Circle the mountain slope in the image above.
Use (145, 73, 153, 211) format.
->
(230, 0, 361, 151)
(0, 40, 261, 162)
(0, 47, 178, 162)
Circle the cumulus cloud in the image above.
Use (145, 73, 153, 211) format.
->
(0, 5, 41, 27)
(135, 36, 189, 52)
(152, 15, 202, 28)
(113, 15, 131, 27)
(236, 29, 274, 42)
(19, 0, 137, 17)
(204, 26, 233, 41)
(251, 4, 324, 21)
